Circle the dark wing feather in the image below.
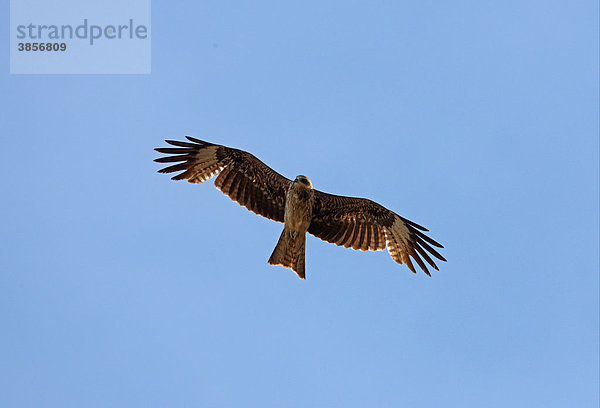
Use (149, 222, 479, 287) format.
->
(308, 191, 446, 276)
(155, 137, 291, 222)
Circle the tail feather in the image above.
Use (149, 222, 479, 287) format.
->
(268, 228, 307, 279)
(295, 234, 306, 278)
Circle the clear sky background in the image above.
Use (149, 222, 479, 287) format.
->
(1, 1, 598, 407)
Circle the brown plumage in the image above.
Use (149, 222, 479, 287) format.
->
(155, 137, 446, 279)
(267, 175, 314, 278)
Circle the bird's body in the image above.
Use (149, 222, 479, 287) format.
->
(284, 176, 314, 234)
(155, 137, 446, 279)
(268, 176, 314, 278)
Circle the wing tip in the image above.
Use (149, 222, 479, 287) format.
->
(185, 136, 213, 145)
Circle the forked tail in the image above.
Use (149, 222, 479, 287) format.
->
(268, 227, 306, 279)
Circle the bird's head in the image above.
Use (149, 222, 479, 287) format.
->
(294, 175, 313, 188)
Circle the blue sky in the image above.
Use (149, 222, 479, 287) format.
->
(1, 1, 598, 407)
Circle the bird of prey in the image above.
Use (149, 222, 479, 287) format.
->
(154, 137, 446, 279)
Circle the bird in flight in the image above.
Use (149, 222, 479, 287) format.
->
(154, 137, 446, 279)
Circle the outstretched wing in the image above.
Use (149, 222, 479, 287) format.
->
(154, 137, 291, 222)
(308, 191, 446, 276)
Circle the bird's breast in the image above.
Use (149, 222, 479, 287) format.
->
(284, 185, 314, 232)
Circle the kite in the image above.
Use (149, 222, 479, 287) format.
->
(155, 137, 446, 279)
